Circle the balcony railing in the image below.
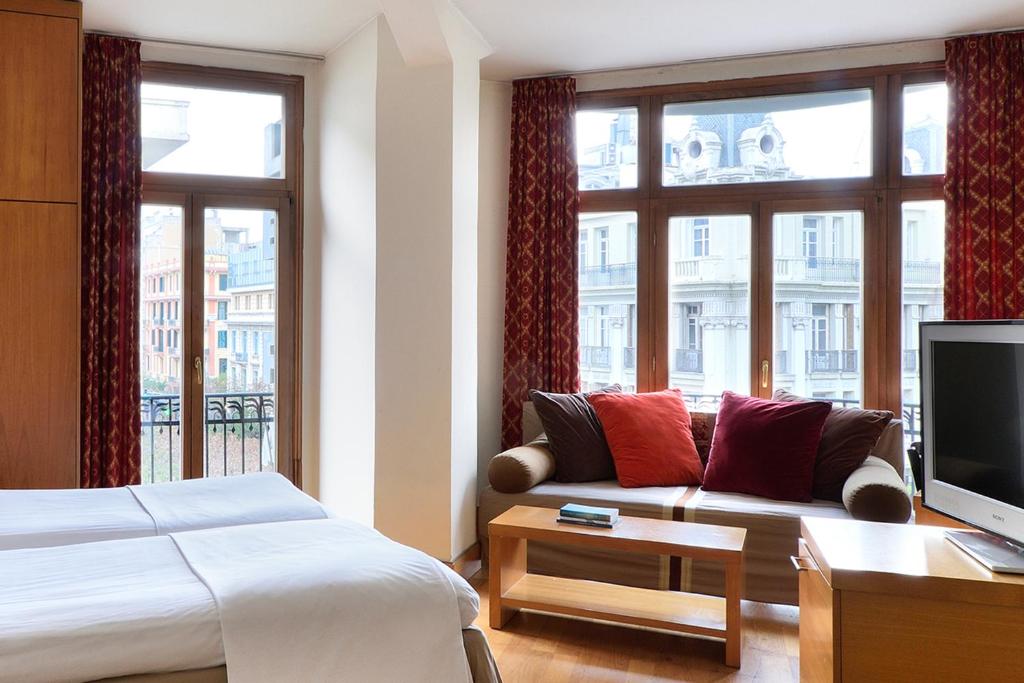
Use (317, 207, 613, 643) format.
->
(903, 349, 919, 372)
(140, 391, 275, 484)
(903, 260, 941, 285)
(580, 345, 611, 369)
(580, 263, 637, 288)
(775, 350, 790, 374)
(674, 348, 704, 373)
(806, 349, 858, 373)
(623, 346, 636, 370)
(775, 257, 861, 283)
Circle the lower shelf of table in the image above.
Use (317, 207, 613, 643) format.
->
(499, 573, 728, 638)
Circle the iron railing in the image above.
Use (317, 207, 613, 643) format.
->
(580, 345, 612, 369)
(674, 348, 704, 373)
(903, 260, 941, 285)
(140, 391, 275, 484)
(903, 349, 918, 372)
(806, 349, 858, 373)
(579, 263, 637, 288)
(775, 350, 790, 374)
(623, 346, 636, 370)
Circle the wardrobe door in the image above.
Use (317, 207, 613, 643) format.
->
(0, 202, 79, 487)
(0, 4, 80, 203)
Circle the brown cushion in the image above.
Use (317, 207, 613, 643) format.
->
(690, 412, 716, 465)
(843, 455, 912, 523)
(529, 385, 621, 482)
(487, 438, 556, 493)
(774, 390, 895, 502)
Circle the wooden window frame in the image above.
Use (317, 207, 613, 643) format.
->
(578, 62, 945, 414)
(141, 62, 304, 484)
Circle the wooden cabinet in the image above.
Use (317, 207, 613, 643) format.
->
(0, 0, 81, 488)
(798, 517, 1024, 682)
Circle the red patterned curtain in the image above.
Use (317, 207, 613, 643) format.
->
(81, 35, 143, 487)
(500, 76, 580, 449)
(944, 32, 1024, 320)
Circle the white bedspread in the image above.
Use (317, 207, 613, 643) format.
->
(0, 472, 327, 550)
(171, 518, 475, 683)
(128, 472, 329, 534)
(0, 537, 223, 683)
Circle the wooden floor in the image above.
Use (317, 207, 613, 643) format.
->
(470, 575, 799, 682)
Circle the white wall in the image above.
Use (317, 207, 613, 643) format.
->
(476, 80, 511, 490)
(313, 20, 379, 522)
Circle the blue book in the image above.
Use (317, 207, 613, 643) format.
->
(560, 503, 619, 523)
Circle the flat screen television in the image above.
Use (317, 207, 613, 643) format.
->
(921, 320, 1024, 571)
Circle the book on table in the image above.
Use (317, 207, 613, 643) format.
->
(559, 503, 619, 524)
(556, 515, 618, 529)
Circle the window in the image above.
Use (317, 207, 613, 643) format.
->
(902, 82, 947, 176)
(578, 64, 944, 417)
(578, 212, 638, 392)
(576, 107, 639, 190)
(662, 89, 872, 187)
(140, 63, 301, 484)
(142, 83, 284, 179)
(691, 218, 709, 257)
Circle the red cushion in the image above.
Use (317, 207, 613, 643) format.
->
(702, 391, 832, 502)
(586, 389, 704, 488)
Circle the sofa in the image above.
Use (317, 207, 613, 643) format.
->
(478, 403, 910, 606)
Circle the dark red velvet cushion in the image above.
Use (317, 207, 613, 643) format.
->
(586, 389, 704, 488)
(702, 391, 832, 502)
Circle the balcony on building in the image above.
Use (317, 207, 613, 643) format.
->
(674, 348, 704, 373)
(805, 349, 858, 374)
(580, 262, 637, 288)
(141, 98, 190, 167)
(580, 345, 611, 369)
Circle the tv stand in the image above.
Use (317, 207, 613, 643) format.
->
(945, 529, 1024, 574)
(798, 517, 1024, 681)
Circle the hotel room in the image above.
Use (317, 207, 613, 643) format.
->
(3, 0, 1024, 681)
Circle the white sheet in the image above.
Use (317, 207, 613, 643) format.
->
(0, 472, 328, 550)
(0, 487, 156, 550)
(128, 472, 329, 534)
(0, 537, 224, 683)
(171, 519, 475, 683)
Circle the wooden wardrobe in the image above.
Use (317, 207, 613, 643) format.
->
(0, 0, 82, 488)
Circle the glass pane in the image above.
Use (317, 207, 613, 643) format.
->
(773, 211, 864, 406)
(662, 89, 871, 187)
(142, 83, 284, 179)
(203, 208, 278, 477)
(668, 215, 751, 410)
(579, 211, 638, 392)
(577, 108, 639, 190)
(901, 200, 944, 453)
(902, 82, 947, 175)
(140, 205, 184, 483)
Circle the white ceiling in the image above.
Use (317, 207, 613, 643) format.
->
(84, 0, 1024, 79)
(82, 0, 382, 57)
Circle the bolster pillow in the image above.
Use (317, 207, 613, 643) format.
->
(488, 438, 555, 494)
(842, 455, 912, 523)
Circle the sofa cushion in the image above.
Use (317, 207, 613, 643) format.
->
(587, 388, 704, 488)
(842, 455, 912, 523)
(529, 385, 621, 483)
(703, 391, 831, 503)
(773, 389, 896, 502)
(487, 438, 556, 494)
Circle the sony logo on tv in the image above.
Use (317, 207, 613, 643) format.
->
(993, 513, 1006, 523)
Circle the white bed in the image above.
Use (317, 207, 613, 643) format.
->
(0, 518, 490, 683)
(0, 472, 327, 550)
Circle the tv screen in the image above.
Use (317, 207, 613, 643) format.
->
(923, 321, 1024, 545)
(931, 341, 1024, 509)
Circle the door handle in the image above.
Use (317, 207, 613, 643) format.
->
(194, 356, 203, 386)
(761, 359, 769, 389)
(790, 555, 817, 572)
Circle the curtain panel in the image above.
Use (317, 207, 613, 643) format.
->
(500, 76, 580, 449)
(81, 35, 143, 487)
(944, 32, 1024, 320)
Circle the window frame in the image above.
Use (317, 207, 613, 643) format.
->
(141, 62, 303, 484)
(578, 62, 945, 414)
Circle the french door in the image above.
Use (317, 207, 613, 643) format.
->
(140, 192, 297, 483)
(646, 193, 883, 408)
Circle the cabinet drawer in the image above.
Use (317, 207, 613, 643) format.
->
(797, 538, 839, 682)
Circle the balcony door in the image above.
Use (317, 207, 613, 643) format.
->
(140, 193, 295, 483)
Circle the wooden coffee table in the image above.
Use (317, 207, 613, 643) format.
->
(488, 505, 747, 667)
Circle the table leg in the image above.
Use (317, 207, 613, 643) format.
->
(489, 534, 526, 629)
(724, 558, 743, 667)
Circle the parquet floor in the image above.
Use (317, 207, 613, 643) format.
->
(470, 575, 800, 682)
